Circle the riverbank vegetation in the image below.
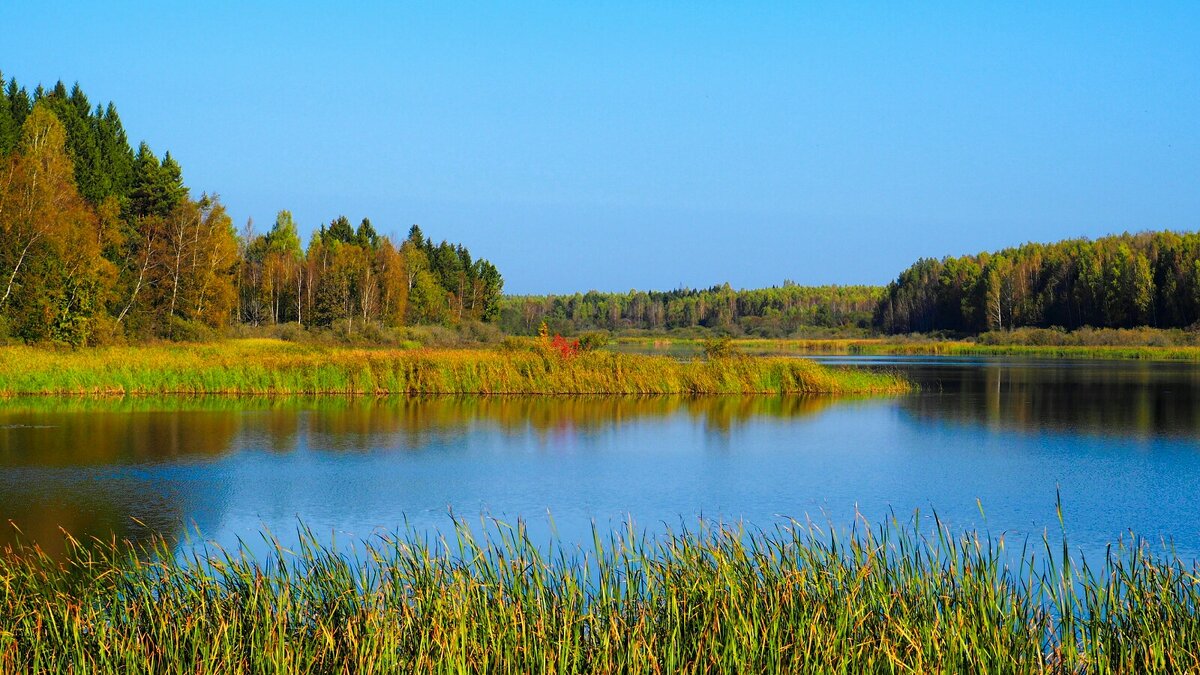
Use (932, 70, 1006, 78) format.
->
(0, 340, 909, 396)
(2, 514, 1197, 673)
(617, 335, 1200, 362)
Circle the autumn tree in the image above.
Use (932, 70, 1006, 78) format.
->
(0, 104, 105, 344)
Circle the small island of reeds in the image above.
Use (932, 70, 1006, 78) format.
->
(0, 339, 909, 397)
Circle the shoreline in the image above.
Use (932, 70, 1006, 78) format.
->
(0, 339, 911, 397)
(614, 336, 1200, 361)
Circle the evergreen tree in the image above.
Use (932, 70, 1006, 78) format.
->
(7, 79, 32, 129)
(356, 218, 378, 249)
(325, 216, 355, 244)
(127, 144, 186, 218)
(0, 71, 17, 155)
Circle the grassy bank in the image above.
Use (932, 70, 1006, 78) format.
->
(0, 340, 908, 396)
(2, 516, 1197, 673)
(617, 336, 1200, 361)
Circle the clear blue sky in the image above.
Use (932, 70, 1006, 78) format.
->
(3, 2, 1198, 294)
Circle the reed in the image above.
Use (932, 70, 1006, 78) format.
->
(0, 340, 909, 396)
(618, 336, 1200, 361)
(1, 514, 1196, 673)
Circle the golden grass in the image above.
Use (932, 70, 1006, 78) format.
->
(0, 339, 910, 396)
(617, 336, 1200, 361)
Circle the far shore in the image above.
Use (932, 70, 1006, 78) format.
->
(614, 336, 1200, 361)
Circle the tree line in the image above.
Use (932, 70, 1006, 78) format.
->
(500, 284, 881, 337)
(0, 74, 502, 345)
(508, 229, 1200, 339)
(876, 231, 1200, 334)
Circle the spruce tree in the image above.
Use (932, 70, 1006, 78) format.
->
(159, 151, 187, 205)
(127, 143, 165, 217)
(326, 216, 355, 244)
(7, 80, 31, 128)
(0, 71, 16, 154)
(97, 103, 134, 203)
(356, 218, 379, 248)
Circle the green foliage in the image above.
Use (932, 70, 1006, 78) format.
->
(2, 513, 1199, 672)
(320, 216, 355, 244)
(355, 217, 378, 248)
(0, 73, 505, 346)
(576, 330, 610, 352)
(127, 142, 186, 218)
(502, 283, 882, 337)
(701, 334, 735, 359)
(877, 231, 1200, 334)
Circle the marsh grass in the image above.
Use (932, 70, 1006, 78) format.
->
(0, 340, 909, 396)
(617, 336, 1200, 361)
(1, 513, 1197, 673)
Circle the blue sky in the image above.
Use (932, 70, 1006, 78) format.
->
(3, 2, 1197, 294)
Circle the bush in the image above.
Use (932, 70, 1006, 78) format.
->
(977, 326, 1200, 348)
(458, 320, 503, 345)
(577, 331, 611, 352)
(87, 314, 126, 347)
(165, 317, 218, 343)
(402, 325, 460, 348)
(701, 335, 735, 360)
(498, 336, 538, 353)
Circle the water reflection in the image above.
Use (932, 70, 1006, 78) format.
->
(3, 359, 1199, 562)
(0, 395, 837, 554)
(0, 395, 838, 464)
(883, 359, 1200, 438)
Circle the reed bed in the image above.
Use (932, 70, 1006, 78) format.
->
(619, 337, 1200, 361)
(1, 514, 1197, 673)
(0, 340, 909, 396)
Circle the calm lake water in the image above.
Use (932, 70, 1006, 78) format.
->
(2, 356, 1199, 559)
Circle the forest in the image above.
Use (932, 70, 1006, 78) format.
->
(875, 232, 1200, 334)
(5, 74, 1200, 347)
(500, 284, 882, 337)
(0, 74, 502, 346)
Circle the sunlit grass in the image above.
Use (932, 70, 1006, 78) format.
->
(0, 340, 909, 396)
(1, 513, 1196, 673)
(617, 336, 1200, 361)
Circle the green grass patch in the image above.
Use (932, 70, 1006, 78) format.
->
(0, 514, 1196, 672)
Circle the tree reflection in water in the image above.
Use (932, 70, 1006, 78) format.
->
(0, 394, 838, 556)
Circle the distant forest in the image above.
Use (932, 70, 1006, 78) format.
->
(876, 232, 1200, 334)
(500, 285, 881, 337)
(505, 231, 1200, 338)
(0, 73, 502, 345)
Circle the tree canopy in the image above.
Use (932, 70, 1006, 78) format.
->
(0, 73, 504, 345)
(875, 232, 1200, 334)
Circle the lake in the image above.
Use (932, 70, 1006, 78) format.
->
(2, 356, 1199, 560)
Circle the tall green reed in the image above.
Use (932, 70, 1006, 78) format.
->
(1, 510, 1197, 673)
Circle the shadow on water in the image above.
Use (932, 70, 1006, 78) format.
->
(877, 357, 1200, 438)
(0, 394, 840, 556)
